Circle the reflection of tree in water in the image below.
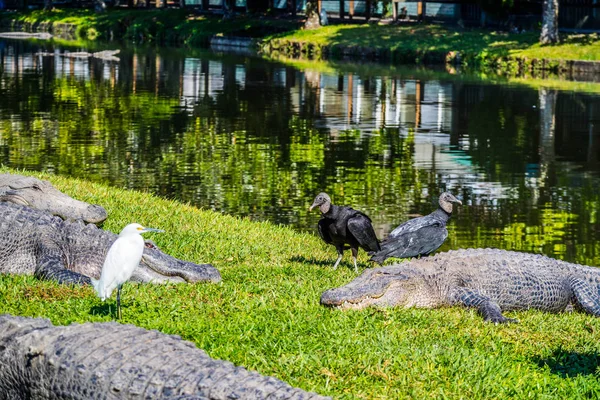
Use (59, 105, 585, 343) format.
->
(1, 41, 600, 264)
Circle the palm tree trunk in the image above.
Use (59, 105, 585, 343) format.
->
(540, 0, 559, 44)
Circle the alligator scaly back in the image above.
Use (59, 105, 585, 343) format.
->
(0, 202, 221, 285)
(0, 314, 329, 399)
(321, 248, 600, 323)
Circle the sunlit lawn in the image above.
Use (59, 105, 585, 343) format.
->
(268, 23, 600, 61)
(1, 169, 600, 398)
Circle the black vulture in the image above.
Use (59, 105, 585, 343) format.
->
(310, 192, 380, 273)
(369, 192, 462, 265)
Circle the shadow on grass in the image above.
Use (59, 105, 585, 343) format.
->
(89, 302, 121, 318)
(289, 255, 372, 271)
(290, 255, 334, 267)
(325, 23, 538, 58)
(534, 349, 600, 377)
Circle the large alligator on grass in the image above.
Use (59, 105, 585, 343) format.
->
(321, 248, 600, 323)
(0, 314, 328, 399)
(0, 201, 221, 285)
(0, 173, 108, 223)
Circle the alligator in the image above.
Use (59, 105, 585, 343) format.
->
(0, 314, 328, 399)
(320, 248, 600, 323)
(0, 201, 221, 285)
(0, 173, 108, 223)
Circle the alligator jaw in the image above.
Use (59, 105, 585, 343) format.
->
(320, 267, 401, 308)
(320, 266, 420, 310)
(139, 244, 222, 284)
(0, 193, 28, 206)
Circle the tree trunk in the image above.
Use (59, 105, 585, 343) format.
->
(540, 0, 559, 44)
(94, 0, 107, 12)
(538, 88, 557, 187)
(304, 0, 321, 29)
(222, 0, 234, 20)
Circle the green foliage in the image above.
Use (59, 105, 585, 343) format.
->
(477, 0, 514, 17)
(1, 170, 600, 398)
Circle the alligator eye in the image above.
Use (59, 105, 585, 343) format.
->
(32, 184, 42, 191)
(144, 242, 157, 249)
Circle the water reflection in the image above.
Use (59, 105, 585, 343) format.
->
(1, 39, 600, 265)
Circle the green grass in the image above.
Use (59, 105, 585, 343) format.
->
(266, 23, 600, 62)
(1, 169, 600, 398)
(0, 9, 302, 44)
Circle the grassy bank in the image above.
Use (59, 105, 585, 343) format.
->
(1, 169, 600, 398)
(2, 9, 600, 72)
(263, 23, 600, 62)
(0, 9, 302, 44)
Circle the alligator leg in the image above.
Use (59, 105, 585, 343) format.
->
(451, 288, 518, 324)
(351, 247, 359, 273)
(332, 246, 344, 270)
(35, 253, 92, 285)
(570, 278, 600, 316)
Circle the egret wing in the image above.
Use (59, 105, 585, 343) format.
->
(100, 238, 144, 294)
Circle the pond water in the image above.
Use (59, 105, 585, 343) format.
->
(1, 38, 600, 265)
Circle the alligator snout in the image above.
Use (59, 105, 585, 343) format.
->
(320, 288, 346, 307)
(140, 247, 222, 284)
(182, 262, 222, 283)
(85, 204, 108, 224)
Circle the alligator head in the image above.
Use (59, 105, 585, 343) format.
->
(132, 240, 222, 284)
(0, 174, 107, 223)
(320, 266, 428, 309)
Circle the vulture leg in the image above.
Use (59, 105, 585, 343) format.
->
(333, 246, 344, 270)
(351, 247, 359, 273)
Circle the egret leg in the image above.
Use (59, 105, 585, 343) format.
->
(351, 248, 359, 273)
(116, 285, 122, 320)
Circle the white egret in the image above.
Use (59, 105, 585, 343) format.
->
(91, 223, 164, 319)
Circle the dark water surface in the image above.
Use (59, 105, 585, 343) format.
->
(1, 39, 600, 265)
